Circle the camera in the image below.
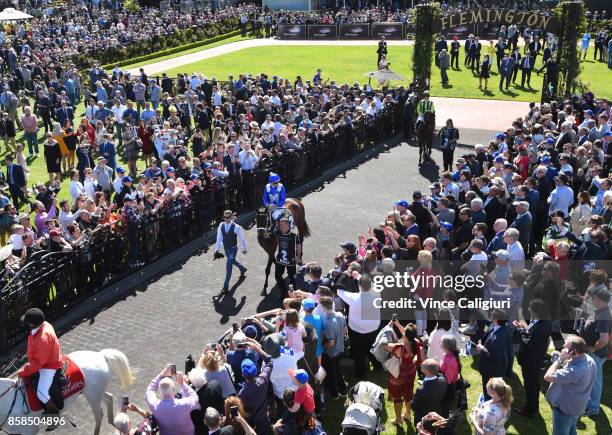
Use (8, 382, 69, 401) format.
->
(170, 364, 177, 375)
(230, 406, 239, 418)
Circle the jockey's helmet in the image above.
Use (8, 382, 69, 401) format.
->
(269, 173, 280, 183)
(22, 308, 45, 329)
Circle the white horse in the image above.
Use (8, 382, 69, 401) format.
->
(0, 349, 134, 435)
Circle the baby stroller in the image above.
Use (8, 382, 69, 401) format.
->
(340, 381, 384, 435)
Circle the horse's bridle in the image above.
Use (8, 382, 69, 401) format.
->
(0, 381, 29, 434)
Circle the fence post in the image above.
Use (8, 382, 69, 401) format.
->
(0, 295, 8, 355)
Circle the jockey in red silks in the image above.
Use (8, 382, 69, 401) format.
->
(17, 308, 63, 414)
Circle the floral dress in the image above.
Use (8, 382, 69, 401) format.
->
(475, 400, 510, 435)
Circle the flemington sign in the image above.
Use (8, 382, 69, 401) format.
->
(437, 9, 561, 33)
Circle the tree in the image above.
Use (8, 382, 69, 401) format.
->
(552, 1, 586, 100)
(412, 3, 441, 100)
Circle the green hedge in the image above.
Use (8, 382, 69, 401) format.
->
(412, 3, 440, 99)
(71, 18, 240, 69)
(100, 29, 242, 70)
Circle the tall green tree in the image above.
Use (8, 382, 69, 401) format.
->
(412, 3, 440, 100)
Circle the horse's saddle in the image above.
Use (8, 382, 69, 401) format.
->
(25, 355, 85, 412)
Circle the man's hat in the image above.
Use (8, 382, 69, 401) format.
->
(495, 133, 506, 140)
(541, 156, 552, 163)
(49, 229, 61, 238)
(269, 172, 280, 183)
(440, 221, 453, 232)
(18, 212, 29, 221)
(603, 131, 612, 137)
(262, 333, 284, 358)
(493, 250, 510, 261)
(429, 182, 441, 190)
(117, 167, 126, 174)
(122, 176, 133, 183)
(167, 167, 175, 173)
(288, 368, 309, 385)
(394, 199, 409, 208)
(423, 90, 430, 96)
(302, 299, 316, 311)
(232, 331, 247, 347)
(241, 359, 258, 377)
(413, 191, 422, 199)
(341, 241, 357, 254)
(584, 109, 594, 115)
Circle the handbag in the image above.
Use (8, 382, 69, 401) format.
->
(455, 374, 470, 411)
(383, 354, 401, 378)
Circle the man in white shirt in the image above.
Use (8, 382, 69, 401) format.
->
(214, 209, 247, 292)
(68, 170, 85, 203)
(503, 228, 525, 271)
(337, 274, 381, 377)
(111, 98, 126, 147)
(58, 199, 76, 232)
(113, 167, 126, 194)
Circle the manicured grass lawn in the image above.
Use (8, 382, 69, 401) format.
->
(121, 34, 254, 71)
(160, 45, 612, 102)
(321, 357, 612, 434)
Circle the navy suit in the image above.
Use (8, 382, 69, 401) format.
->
(517, 320, 552, 413)
(479, 325, 510, 398)
(499, 57, 515, 90)
(6, 163, 27, 207)
(510, 212, 532, 253)
(55, 106, 74, 126)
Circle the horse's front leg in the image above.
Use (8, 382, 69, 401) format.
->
(104, 392, 114, 425)
(261, 256, 273, 296)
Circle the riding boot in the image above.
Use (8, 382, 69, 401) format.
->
(43, 399, 60, 431)
(43, 399, 60, 414)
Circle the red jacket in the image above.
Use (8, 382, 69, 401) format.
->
(18, 321, 62, 378)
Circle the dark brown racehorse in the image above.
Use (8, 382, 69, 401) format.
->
(256, 198, 310, 295)
(416, 111, 436, 166)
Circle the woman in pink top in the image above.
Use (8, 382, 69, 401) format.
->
(440, 335, 461, 408)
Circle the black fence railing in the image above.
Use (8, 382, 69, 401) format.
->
(0, 101, 402, 354)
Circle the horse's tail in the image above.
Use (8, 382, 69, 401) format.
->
(100, 349, 135, 391)
(287, 199, 311, 238)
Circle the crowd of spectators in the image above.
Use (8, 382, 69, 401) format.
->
(108, 89, 611, 435)
(0, 64, 400, 273)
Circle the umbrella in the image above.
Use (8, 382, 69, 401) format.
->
(0, 8, 33, 22)
(364, 69, 408, 82)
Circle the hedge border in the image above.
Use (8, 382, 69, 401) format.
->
(101, 29, 242, 70)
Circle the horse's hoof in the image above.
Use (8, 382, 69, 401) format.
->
(260, 290, 267, 296)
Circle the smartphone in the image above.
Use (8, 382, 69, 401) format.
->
(122, 396, 129, 407)
(391, 313, 398, 321)
(230, 405, 239, 418)
(170, 364, 177, 375)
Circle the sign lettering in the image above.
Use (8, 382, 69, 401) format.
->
(438, 8, 560, 33)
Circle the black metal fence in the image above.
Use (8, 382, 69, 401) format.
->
(0, 101, 402, 354)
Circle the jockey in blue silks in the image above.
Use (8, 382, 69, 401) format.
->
(263, 173, 286, 227)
